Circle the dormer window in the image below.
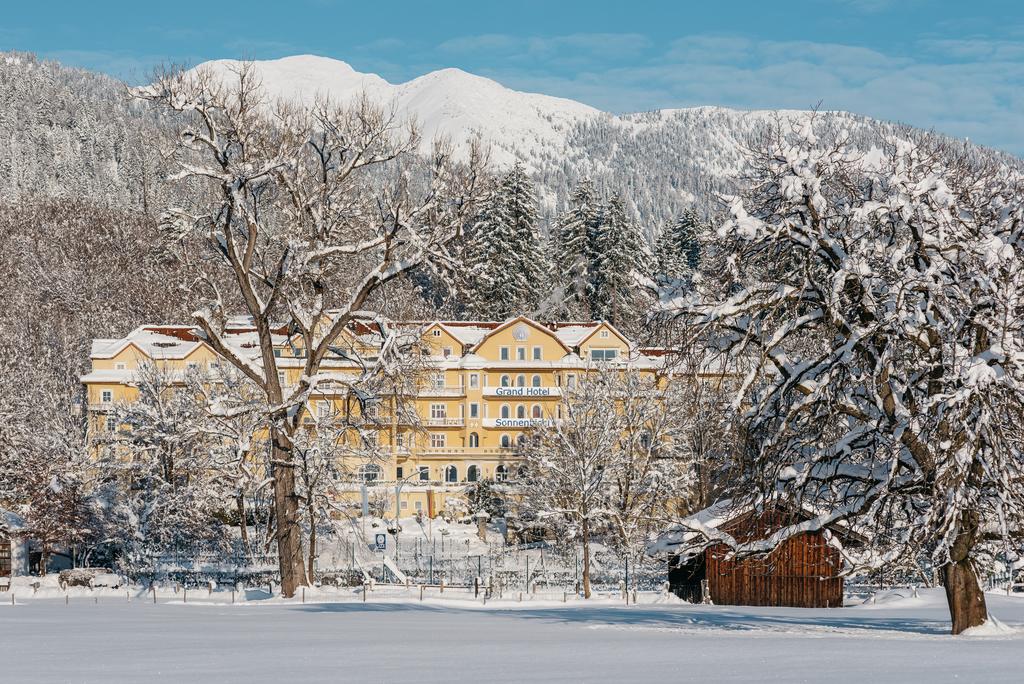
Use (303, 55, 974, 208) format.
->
(516, 347, 526, 361)
(590, 349, 618, 362)
(500, 347, 510, 361)
(533, 346, 542, 360)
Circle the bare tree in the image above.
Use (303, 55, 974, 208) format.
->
(138, 64, 485, 596)
(518, 374, 620, 598)
(668, 118, 1024, 634)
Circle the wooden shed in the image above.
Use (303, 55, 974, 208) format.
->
(667, 504, 847, 608)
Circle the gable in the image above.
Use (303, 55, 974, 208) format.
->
(472, 317, 570, 361)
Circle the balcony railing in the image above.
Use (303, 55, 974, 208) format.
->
(424, 417, 465, 427)
(419, 385, 465, 397)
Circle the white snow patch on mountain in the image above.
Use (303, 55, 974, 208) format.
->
(193, 55, 602, 166)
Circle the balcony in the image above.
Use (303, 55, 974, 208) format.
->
(424, 417, 465, 427)
(419, 385, 465, 397)
(416, 445, 515, 456)
(482, 386, 561, 398)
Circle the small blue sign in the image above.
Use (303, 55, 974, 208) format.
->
(374, 533, 387, 551)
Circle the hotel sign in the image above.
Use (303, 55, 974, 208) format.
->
(484, 386, 561, 398)
(486, 418, 556, 429)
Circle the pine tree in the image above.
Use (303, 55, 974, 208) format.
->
(464, 163, 547, 319)
(553, 179, 601, 318)
(655, 208, 703, 280)
(590, 195, 651, 327)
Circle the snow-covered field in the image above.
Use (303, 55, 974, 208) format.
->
(2, 587, 1022, 683)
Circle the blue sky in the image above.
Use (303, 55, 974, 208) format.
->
(3, 1, 1022, 154)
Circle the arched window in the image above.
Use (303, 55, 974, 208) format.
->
(500, 434, 511, 448)
(532, 405, 543, 419)
(444, 465, 458, 483)
(501, 405, 511, 419)
(468, 432, 479, 448)
(467, 465, 480, 482)
(495, 465, 509, 482)
(532, 375, 541, 387)
(516, 374, 526, 387)
(517, 434, 528, 446)
(500, 375, 510, 387)
(516, 465, 528, 480)
(516, 405, 526, 419)
(639, 430, 652, 450)
(358, 463, 382, 483)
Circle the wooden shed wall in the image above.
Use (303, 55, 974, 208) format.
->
(705, 511, 843, 608)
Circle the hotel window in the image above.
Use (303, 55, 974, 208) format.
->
(431, 403, 447, 419)
(445, 465, 459, 483)
(501, 375, 511, 387)
(101, 390, 113, 403)
(533, 346, 542, 360)
(469, 403, 479, 419)
(105, 416, 116, 432)
(516, 374, 525, 387)
(469, 432, 480, 448)
(501, 405, 511, 419)
(567, 374, 577, 389)
(517, 405, 526, 419)
(317, 401, 331, 419)
(396, 466, 404, 480)
(115, 362, 127, 371)
(590, 348, 618, 362)
(495, 465, 509, 481)
(432, 329, 441, 337)
(469, 373, 479, 389)
(358, 464, 382, 483)
(430, 373, 445, 389)
(467, 465, 480, 483)
(396, 433, 405, 448)
(532, 405, 543, 419)
(430, 433, 446, 449)
(516, 347, 526, 361)
(500, 347, 510, 361)
(500, 435, 511, 448)
(418, 466, 430, 481)
(532, 375, 541, 387)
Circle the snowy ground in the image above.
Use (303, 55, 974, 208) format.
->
(2, 587, 1022, 683)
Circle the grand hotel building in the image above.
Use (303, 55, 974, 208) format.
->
(82, 316, 675, 517)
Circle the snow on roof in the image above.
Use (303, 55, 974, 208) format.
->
(1, 507, 26, 533)
(552, 324, 598, 346)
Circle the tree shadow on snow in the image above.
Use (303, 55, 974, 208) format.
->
(294, 602, 951, 636)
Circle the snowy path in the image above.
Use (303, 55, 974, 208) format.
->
(2, 589, 1022, 683)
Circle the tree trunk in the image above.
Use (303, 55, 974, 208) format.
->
(941, 511, 988, 635)
(942, 558, 987, 634)
(236, 492, 251, 560)
(581, 518, 592, 599)
(307, 504, 317, 586)
(271, 430, 307, 597)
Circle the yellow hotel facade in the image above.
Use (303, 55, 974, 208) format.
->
(81, 316, 672, 517)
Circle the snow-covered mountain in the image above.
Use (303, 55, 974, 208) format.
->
(194, 55, 602, 167)
(193, 55, 1018, 227)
